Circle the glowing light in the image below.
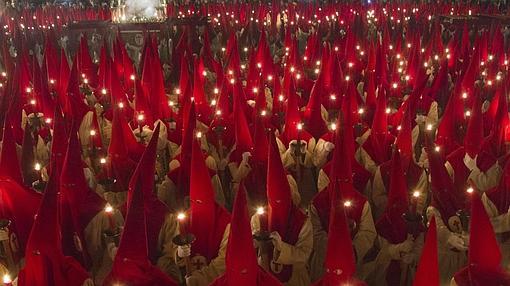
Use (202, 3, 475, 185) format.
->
(330, 94, 337, 101)
(497, 75, 502, 81)
(462, 92, 468, 99)
(30, 99, 36, 105)
(196, 131, 203, 138)
(434, 146, 441, 152)
(26, 87, 32, 93)
(252, 87, 259, 94)
(465, 110, 471, 117)
(177, 212, 186, 221)
(100, 158, 107, 164)
(297, 123, 303, 131)
(358, 108, 365, 114)
(230, 78, 235, 85)
(90, 130, 96, 136)
(1, 72, 6, 77)
(83, 78, 89, 84)
(168, 100, 175, 107)
(426, 124, 433, 131)
(278, 95, 284, 102)
(466, 187, 474, 194)
(256, 207, 265, 215)
(344, 200, 352, 207)
(385, 108, 391, 114)
(34, 163, 42, 171)
(137, 114, 145, 122)
(175, 88, 181, 95)
(210, 99, 217, 106)
(45, 118, 52, 124)
(348, 62, 354, 68)
(49, 79, 55, 85)
(330, 123, 337, 131)
(216, 110, 222, 116)
(118, 102, 124, 109)
(345, 75, 350, 81)
(3, 274, 12, 284)
(101, 88, 107, 95)
(260, 110, 267, 116)
(104, 203, 113, 213)
(413, 191, 420, 198)
(267, 75, 273, 81)
(130, 74, 136, 81)
(392, 83, 398, 89)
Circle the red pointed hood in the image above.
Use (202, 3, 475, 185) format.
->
(395, 109, 413, 167)
(187, 136, 230, 261)
(60, 127, 106, 260)
(223, 185, 259, 285)
(413, 217, 439, 286)
(317, 182, 365, 286)
(131, 124, 170, 263)
(267, 133, 292, 234)
(19, 172, 89, 286)
(464, 90, 484, 158)
(0, 119, 23, 184)
(452, 193, 510, 285)
(106, 124, 176, 286)
(371, 87, 388, 136)
(232, 92, 254, 163)
(469, 193, 501, 269)
(427, 141, 463, 223)
(376, 150, 409, 244)
(304, 75, 328, 139)
(107, 105, 144, 191)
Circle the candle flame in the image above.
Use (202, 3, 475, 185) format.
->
(34, 163, 42, 171)
(104, 203, 114, 213)
(256, 207, 265, 215)
(177, 212, 186, 221)
(3, 274, 11, 284)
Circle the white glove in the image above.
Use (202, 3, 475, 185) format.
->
(388, 236, 414, 259)
(177, 245, 191, 258)
(107, 242, 118, 260)
(461, 233, 469, 247)
(270, 231, 283, 250)
(324, 142, 335, 152)
(81, 278, 94, 286)
(288, 140, 298, 152)
(185, 274, 198, 286)
(242, 152, 251, 162)
(447, 234, 468, 251)
(402, 252, 416, 264)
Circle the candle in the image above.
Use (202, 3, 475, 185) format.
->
(104, 203, 115, 231)
(3, 274, 11, 286)
(34, 162, 42, 181)
(177, 212, 188, 235)
(411, 191, 420, 213)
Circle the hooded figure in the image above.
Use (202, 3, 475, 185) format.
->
(251, 133, 312, 286)
(426, 141, 469, 285)
(312, 181, 366, 286)
(17, 172, 92, 286)
(159, 135, 231, 286)
(452, 193, 510, 285)
(310, 114, 376, 282)
(367, 150, 424, 286)
(103, 124, 177, 286)
(481, 158, 510, 272)
(210, 185, 282, 286)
